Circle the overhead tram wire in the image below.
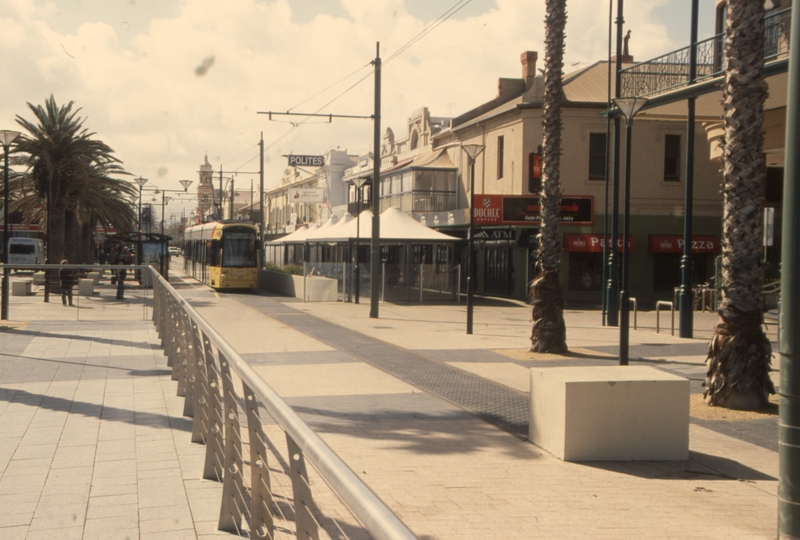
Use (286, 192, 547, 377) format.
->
(384, 0, 473, 66)
(286, 62, 374, 113)
(258, 0, 473, 153)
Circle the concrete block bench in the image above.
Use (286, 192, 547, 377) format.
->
(87, 272, 100, 285)
(529, 365, 689, 461)
(11, 280, 33, 296)
(78, 279, 95, 296)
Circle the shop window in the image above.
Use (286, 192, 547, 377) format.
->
(766, 167, 783, 204)
(653, 253, 708, 292)
(568, 252, 604, 291)
(664, 134, 681, 182)
(589, 133, 607, 180)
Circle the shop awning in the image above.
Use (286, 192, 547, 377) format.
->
(648, 234, 720, 253)
(563, 233, 636, 253)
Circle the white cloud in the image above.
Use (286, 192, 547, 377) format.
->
(0, 0, 681, 217)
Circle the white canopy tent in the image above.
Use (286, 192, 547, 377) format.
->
(312, 207, 459, 243)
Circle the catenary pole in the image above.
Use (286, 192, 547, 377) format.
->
(679, 0, 699, 338)
(370, 42, 381, 319)
(607, 0, 624, 327)
(778, 3, 800, 536)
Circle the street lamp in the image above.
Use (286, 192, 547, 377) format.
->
(1, 130, 21, 321)
(462, 143, 485, 335)
(134, 176, 148, 232)
(612, 96, 648, 365)
(155, 180, 192, 235)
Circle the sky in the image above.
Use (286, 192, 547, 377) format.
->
(0, 0, 718, 220)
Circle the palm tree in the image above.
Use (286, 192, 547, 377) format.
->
(14, 96, 131, 264)
(530, 0, 568, 354)
(704, 0, 774, 409)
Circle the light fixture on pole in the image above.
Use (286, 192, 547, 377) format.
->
(462, 143, 485, 335)
(612, 96, 648, 365)
(134, 176, 148, 232)
(1, 130, 21, 321)
(157, 180, 193, 235)
(353, 176, 369, 304)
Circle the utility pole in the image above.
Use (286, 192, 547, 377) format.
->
(370, 42, 381, 319)
(259, 132, 265, 267)
(218, 165, 223, 220)
(257, 43, 382, 317)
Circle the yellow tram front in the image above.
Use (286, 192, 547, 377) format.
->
(185, 222, 259, 289)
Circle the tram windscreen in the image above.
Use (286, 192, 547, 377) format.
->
(221, 230, 258, 267)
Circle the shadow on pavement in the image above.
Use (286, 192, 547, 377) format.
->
(579, 451, 775, 482)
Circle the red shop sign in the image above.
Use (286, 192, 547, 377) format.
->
(648, 235, 719, 254)
(563, 234, 636, 253)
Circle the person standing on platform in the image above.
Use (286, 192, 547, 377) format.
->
(59, 260, 74, 306)
(98, 248, 107, 279)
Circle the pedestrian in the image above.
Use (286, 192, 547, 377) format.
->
(108, 246, 118, 285)
(59, 259, 75, 306)
(98, 249, 107, 279)
(116, 247, 130, 300)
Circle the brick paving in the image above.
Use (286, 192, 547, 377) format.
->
(0, 268, 782, 539)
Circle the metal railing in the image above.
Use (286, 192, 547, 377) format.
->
(656, 301, 675, 336)
(620, 8, 791, 98)
(150, 267, 417, 540)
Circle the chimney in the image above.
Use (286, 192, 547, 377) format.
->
(521, 51, 538, 89)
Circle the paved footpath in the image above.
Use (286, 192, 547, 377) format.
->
(0, 267, 782, 539)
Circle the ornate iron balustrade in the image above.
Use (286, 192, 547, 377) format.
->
(376, 191, 456, 214)
(621, 7, 790, 98)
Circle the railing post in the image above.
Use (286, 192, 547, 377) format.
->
(180, 306, 197, 418)
(286, 434, 320, 540)
(190, 319, 209, 445)
(217, 352, 245, 534)
(174, 299, 188, 397)
(201, 331, 225, 482)
(243, 382, 275, 540)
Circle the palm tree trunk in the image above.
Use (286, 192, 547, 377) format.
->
(704, 0, 774, 409)
(48, 200, 66, 265)
(64, 209, 80, 264)
(531, 0, 568, 354)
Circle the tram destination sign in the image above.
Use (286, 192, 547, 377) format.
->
(473, 195, 593, 226)
(287, 154, 325, 167)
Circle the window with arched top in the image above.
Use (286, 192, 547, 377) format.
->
(410, 130, 419, 150)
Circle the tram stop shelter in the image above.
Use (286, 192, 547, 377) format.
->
(105, 232, 171, 280)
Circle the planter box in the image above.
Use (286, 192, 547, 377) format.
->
(529, 365, 689, 461)
(12, 280, 33, 296)
(258, 270, 338, 302)
(78, 279, 94, 296)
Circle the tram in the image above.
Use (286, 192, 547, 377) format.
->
(183, 221, 259, 289)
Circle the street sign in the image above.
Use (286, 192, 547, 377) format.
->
(287, 155, 324, 167)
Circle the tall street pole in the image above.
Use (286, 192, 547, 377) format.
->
(679, 0, 700, 338)
(462, 144, 485, 334)
(1, 130, 20, 321)
(219, 165, 223, 220)
(613, 96, 647, 366)
(778, 3, 800, 536)
(370, 42, 381, 319)
(259, 132, 264, 267)
(607, 0, 625, 327)
(134, 176, 148, 233)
